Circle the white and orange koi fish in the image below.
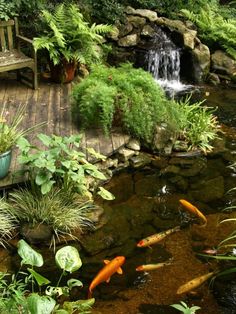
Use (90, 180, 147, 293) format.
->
(137, 226, 180, 248)
(136, 260, 172, 272)
(179, 199, 207, 226)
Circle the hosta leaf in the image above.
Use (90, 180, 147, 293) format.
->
(27, 293, 56, 314)
(97, 187, 115, 200)
(17, 240, 44, 267)
(55, 246, 82, 273)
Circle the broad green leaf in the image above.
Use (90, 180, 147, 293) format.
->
(35, 173, 49, 185)
(67, 278, 83, 289)
(17, 240, 44, 267)
(87, 147, 106, 161)
(55, 246, 82, 273)
(97, 187, 115, 200)
(38, 134, 52, 146)
(27, 268, 50, 286)
(41, 180, 55, 195)
(27, 293, 56, 314)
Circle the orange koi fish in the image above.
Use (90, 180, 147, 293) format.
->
(137, 226, 180, 248)
(136, 260, 172, 272)
(179, 199, 207, 226)
(177, 271, 215, 294)
(88, 256, 125, 298)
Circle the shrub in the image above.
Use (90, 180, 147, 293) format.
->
(72, 63, 170, 144)
(0, 199, 16, 247)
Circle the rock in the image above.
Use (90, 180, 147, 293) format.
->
(161, 165, 180, 175)
(126, 139, 141, 151)
(127, 15, 146, 28)
(21, 223, 53, 244)
(125, 7, 158, 22)
(207, 72, 221, 85)
(141, 24, 156, 37)
(211, 50, 236, 80)
(118, 22, 133, 37)
(192, 43, 211, 82)
(190, 176, 225, 202)
(152, 124, 174, 153)
(107, 26, 119, 41)
(98, 158, 119, 170)
(129, 153, 152, 168)
(117, 147, 135, 162)
(151, 156, 169, 169)
(183, 30, 197, 50)
(155, 17, 188, 33)
(118, 33, 139, 47)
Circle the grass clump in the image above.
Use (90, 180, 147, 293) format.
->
(0, 199, 16, 247)
(6, 188, 95, 242)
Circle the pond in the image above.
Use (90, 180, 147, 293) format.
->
(78, 86, 236, 314)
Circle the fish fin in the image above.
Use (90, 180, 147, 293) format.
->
(117, 267, 123, 275)
(87, 289, 92, 299)
(104, 260, 110, 265)
(106, 277, 111, 283)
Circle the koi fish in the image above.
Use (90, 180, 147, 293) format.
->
(88, 256, 125, 298)
(179, 199, 207, 226)
(177, 271, 215, 294)
(136, 260, 172, 272)
(137, 226, 180, 248)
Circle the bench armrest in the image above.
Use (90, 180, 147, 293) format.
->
(16, 34, 33, 45)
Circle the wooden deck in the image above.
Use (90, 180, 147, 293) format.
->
(0, 75, 130, 189)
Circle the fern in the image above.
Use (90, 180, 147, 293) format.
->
(181, 5, 236, 60)
(33, 3, 113, 65)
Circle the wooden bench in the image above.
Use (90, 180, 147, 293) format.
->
(0, 18, 37, 89)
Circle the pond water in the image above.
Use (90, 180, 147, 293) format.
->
(78, 86, 236, 314)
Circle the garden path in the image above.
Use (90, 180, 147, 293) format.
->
(0, 76, 130, 189)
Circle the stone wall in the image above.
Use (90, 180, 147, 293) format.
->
(108, 6, 236, 85)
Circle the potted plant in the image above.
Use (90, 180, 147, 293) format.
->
(33, 3, 113, 83)
(0, 103, 43, 179)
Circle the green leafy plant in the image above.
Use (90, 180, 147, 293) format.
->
(33, 3, 113, 66)
(181, 5, 236, 60)
(4, 187, 95, 244)
(0, 0, 18, 20)
(17, 133, 112, 198)
(72, 63, 170, 144)
(171, 301, 201, 314)
(0, 240, 95, 314)
(173, 96, 219, 153)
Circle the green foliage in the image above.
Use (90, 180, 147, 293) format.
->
(181, 5, 236, 60)
(33, 3, 113, 65)
(0, 199, 16, 247)
(72, 63, 169, 144)
(173, 97, 219, 153)
(0, 242, 94, 314)
(17, 134, 111, 198)
(6, 188, 95, 241)
(0, 0, 18, 20)
(171, 301, 201, 314)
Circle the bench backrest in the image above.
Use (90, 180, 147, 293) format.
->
(0, 19, 18, 52)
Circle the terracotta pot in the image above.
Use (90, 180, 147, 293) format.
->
(0, 150, 12, 179)
(50, 59, 77, 83)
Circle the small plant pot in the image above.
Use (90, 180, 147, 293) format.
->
(0, 150, 12, 179)
(50, 59, 77, 84)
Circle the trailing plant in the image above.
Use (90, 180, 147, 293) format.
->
(4, 187, 94, 244)
(72, 63, 170, 144)
(181, 5, 236, 60)
(33, 3, 113, 66)
(0, 240, 95, 313)
(171, 301, 201, 314)
(17, 133, 114, 200)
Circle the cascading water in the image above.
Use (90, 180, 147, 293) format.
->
(146, 28, 191, 96)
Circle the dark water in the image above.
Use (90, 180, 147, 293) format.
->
(70, 87, 236, 313)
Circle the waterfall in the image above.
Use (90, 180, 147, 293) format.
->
(146, 28, 190, 96)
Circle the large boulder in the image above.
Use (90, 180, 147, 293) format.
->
(125, 7, 158, 22)
(211, 50, 236, 82)
(118, 33, 139, 47)
(192, 43, 211, 83)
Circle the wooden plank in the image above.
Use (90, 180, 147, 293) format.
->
(0, 28, 6, 51)
(7, 26, 13, 50)
(59, 83, 71, 137)
(51, 84, 60, 135)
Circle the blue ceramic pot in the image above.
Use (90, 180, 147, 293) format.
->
(0, 150, 12, 179)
